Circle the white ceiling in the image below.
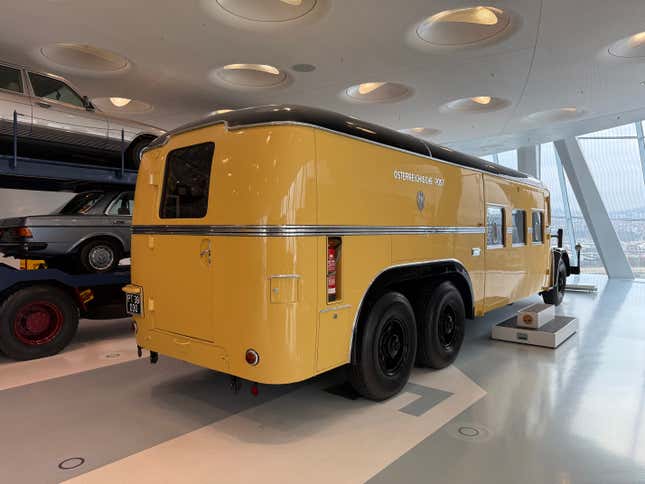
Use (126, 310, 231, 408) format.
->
(2, 0, 645, 154)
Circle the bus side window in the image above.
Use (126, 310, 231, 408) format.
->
(532, 210, 544, 244)
(487, 206, 506, 249)
(512, 209, 526, 246)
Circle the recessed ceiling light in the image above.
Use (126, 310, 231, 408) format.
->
(344, 82, 412, 103)
(402, 127, 442, 138)
(92, 97, 153, 114)
(608, 32, 645, 58)
(440, 96, 510, 113)
(524, 107, 586, 124)
(358, 82, 386, 95)
(415, 6, 512, 47)
(109, 97, 132, 108)
(471, 96, 492, 105)
(211, 63, 288, 89)
(223, 63, 280, 75)
(40, 43, 130, 74)
(431, 6, 499, 26)
(209, 0, 318, 23)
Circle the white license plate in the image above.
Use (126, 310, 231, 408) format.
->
(126, 291, 143, 315)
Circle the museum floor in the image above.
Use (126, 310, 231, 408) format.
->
(1, 275, 644, 484)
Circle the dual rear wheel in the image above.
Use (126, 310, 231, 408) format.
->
(349, 281, 465, 401)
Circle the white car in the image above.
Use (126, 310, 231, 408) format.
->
(0, 60, 164, 169)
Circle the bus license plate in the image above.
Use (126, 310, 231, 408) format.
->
(126, 292, 143, 315)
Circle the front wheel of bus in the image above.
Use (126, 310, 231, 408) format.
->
(349, 292, 417, 401)
(542, 259, 567, 306)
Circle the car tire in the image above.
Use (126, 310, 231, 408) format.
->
(415, 281, 466, 369)
(126, 137, 153, 170)
(543, 259, 567, 306)
(79, 239, 121, 274)
(0, 285, 79, 360)
(349, 291, 417, 401)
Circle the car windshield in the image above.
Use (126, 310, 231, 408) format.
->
(57, 192, 105, 215)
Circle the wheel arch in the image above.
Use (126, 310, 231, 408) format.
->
(349, 259, 475, 362)
(0, 281, 80, 315)
(68, 233, 126, 255)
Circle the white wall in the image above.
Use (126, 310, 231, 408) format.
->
(0, 189, 74, 268)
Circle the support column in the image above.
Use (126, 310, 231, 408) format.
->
(555, 151, 578, 266)
(518, 145, 539, 178)
(554, 138, 634, 279)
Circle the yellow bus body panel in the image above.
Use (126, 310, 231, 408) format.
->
(131, 123, 551, 384)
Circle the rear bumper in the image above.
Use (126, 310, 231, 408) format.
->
(0, 242, 48, 257)
(135, 326, 318, 385)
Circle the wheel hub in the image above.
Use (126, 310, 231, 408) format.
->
(438, 305, 458, 350)
(89, 246, 114, 270)
(378, 318, 408, 377)
(13, 301, 63, 346)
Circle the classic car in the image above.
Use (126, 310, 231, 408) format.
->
(0, 60, 164, 168)
(0, 190, 132, 273)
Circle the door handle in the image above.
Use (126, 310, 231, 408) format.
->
(199, 240, 212, 265)
(36, 101, 51, 109)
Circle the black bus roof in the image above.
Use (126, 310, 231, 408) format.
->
(150, 104, 532, 181)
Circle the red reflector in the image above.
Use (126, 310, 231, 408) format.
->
(245, 349, 259, 366)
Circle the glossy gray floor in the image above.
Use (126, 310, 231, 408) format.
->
(0, 276, 644, 483)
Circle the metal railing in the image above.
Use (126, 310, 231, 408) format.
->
(9, 109, 127, 178)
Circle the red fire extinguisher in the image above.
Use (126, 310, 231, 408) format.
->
(327, 242, 337, 302)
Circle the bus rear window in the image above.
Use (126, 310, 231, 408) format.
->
(160, 142, 214, 219)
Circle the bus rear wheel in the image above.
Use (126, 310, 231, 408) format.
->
(415, 281, 465, 369)
(349, 292, 417, 401)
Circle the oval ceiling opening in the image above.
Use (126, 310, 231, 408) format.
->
(214, 0, 318, 22)
(344, 82, 412, 103)
(416, 6, 512, 47)
(210, 63, 288, 89)
(40, 43, 130, 73)
(440, 96, 510, 113)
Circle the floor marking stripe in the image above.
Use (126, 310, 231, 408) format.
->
(0, 322, 140, 391)
(66, 366, 485, 484)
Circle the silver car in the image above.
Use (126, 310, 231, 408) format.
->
(0, 60, 164, 168)
(0, 190, 132, 273)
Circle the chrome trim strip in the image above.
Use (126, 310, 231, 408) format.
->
(269, 274, 301, 279)
(132, 225, 486, 237)
(320, 304, 352, 314)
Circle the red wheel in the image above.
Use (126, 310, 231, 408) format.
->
(0, 286, 79, 360)
(13, 301, 64, 346)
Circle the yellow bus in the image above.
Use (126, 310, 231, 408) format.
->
(124, 105, 576, 400)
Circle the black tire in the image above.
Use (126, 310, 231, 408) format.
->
(126, 137, 153, 170)
(543, 259, 567, 306)
(415, 281, 465, 369)
(0, 286, 79, 360)
(79, 239, 122, 274)
(349, 292, 417, 401)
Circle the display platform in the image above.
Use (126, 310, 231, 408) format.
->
(491, 315, 578, 348)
